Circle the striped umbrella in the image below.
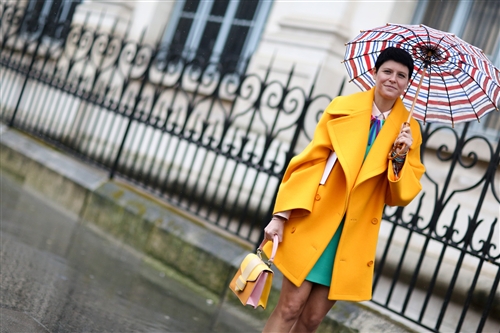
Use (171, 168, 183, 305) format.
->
(343, 23, 500, 127)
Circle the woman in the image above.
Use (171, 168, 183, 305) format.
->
(262, 47, 425, 332)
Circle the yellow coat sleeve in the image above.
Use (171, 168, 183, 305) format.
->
(385, 119, 426, 206)
(272, 102, 335, 216)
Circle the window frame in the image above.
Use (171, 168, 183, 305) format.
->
(21, 0, 81, 41)
(161, 0, 272, 70)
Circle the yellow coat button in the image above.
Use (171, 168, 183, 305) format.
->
(315, 194, 321, 201)
(371, 218, 378, 225)
(367, 260, 374, 267)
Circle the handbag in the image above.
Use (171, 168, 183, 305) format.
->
(229, 235, 278, 309)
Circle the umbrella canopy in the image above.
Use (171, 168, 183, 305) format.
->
(343, 23, 500, 127)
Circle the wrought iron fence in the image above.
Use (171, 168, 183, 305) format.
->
(0, 2, 334, 243)
(372, 121, 500, 332)
(1, 2, 499, 333)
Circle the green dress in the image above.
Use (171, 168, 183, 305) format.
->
(305, 115, 385, 286)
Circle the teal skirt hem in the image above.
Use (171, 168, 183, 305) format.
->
(305, 220, 345, 286)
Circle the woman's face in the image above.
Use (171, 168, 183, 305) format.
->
(373, 60, 410, 102)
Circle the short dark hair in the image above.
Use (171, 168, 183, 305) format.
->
(374, 47, 414, 79)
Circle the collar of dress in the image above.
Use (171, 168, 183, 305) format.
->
(372, 102, 392, 119)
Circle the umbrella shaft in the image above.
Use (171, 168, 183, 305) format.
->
(408, 68, 427, 124)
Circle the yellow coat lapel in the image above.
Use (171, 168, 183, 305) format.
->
(356, 97, 409, 186)
(326, 109, 370, 188)
(325, 88, 371, 188)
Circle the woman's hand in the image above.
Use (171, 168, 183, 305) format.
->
(394, 122, 413, 154)
(264, 216, 286, 242)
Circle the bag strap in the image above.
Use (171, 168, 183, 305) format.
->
(257, 234, 279, 266)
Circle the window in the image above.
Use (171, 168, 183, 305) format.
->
(161, 0, 272, 71)
(22, 0, 81, 40)
(413, 0, 500, 137)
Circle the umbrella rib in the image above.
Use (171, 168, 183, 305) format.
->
(434, 60, 495, 124)
(348, 24, 426, 49)
(402, 61, 428, 100)
(445, 64, 483, 122)
(347, 32, 422, 49)
(343, 48, 383, 62)
(434, 40, 458, 60)
(391, 23, 426, 46)
(348, 32, 422, 45)
(347, 68, 373, 83)
(439, 50, 500, 91)
(423, 25, 431, 50)
(347, 38, 419, 47)
(345, 39, 423, 65)
(455, 57, 500, 89)
(343, 49, 380, 82)
(423, 66, 431, 124)
(432, 64, 457, 126)
(456, 60, 500, 108)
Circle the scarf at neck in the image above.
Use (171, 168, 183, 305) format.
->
(365, 103, 389, 159)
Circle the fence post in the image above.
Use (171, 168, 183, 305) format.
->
(9, 9, 55, 127)
(109, 31, 156, 179)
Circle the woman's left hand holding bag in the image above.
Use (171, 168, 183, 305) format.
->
(264, 215, 287, 242)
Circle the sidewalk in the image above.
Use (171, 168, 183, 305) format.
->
(0, 171, 263, 332)
(0, 123, 419, 332)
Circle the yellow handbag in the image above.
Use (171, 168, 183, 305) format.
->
(229, 235, 278, 309)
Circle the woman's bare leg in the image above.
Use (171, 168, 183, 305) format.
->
(262, 277, 313, 333)
(290, 283, 335, 333)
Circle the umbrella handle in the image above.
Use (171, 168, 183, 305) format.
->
(387, 122, 410, 166)
(388, 139, 408, 180)
(407, 65, 427, 124)
(388, 143, 407, 160)
(388, 122, 410, 160)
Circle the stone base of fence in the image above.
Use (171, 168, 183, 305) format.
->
(1, 123, 421, 332)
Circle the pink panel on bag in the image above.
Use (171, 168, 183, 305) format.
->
(247, 272, 268, 308)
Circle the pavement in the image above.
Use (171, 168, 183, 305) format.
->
(0, 172, 264, 332)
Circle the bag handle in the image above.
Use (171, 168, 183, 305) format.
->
(256, 234, 279, 267)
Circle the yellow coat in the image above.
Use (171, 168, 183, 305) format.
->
(264, 88, 425, 301)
